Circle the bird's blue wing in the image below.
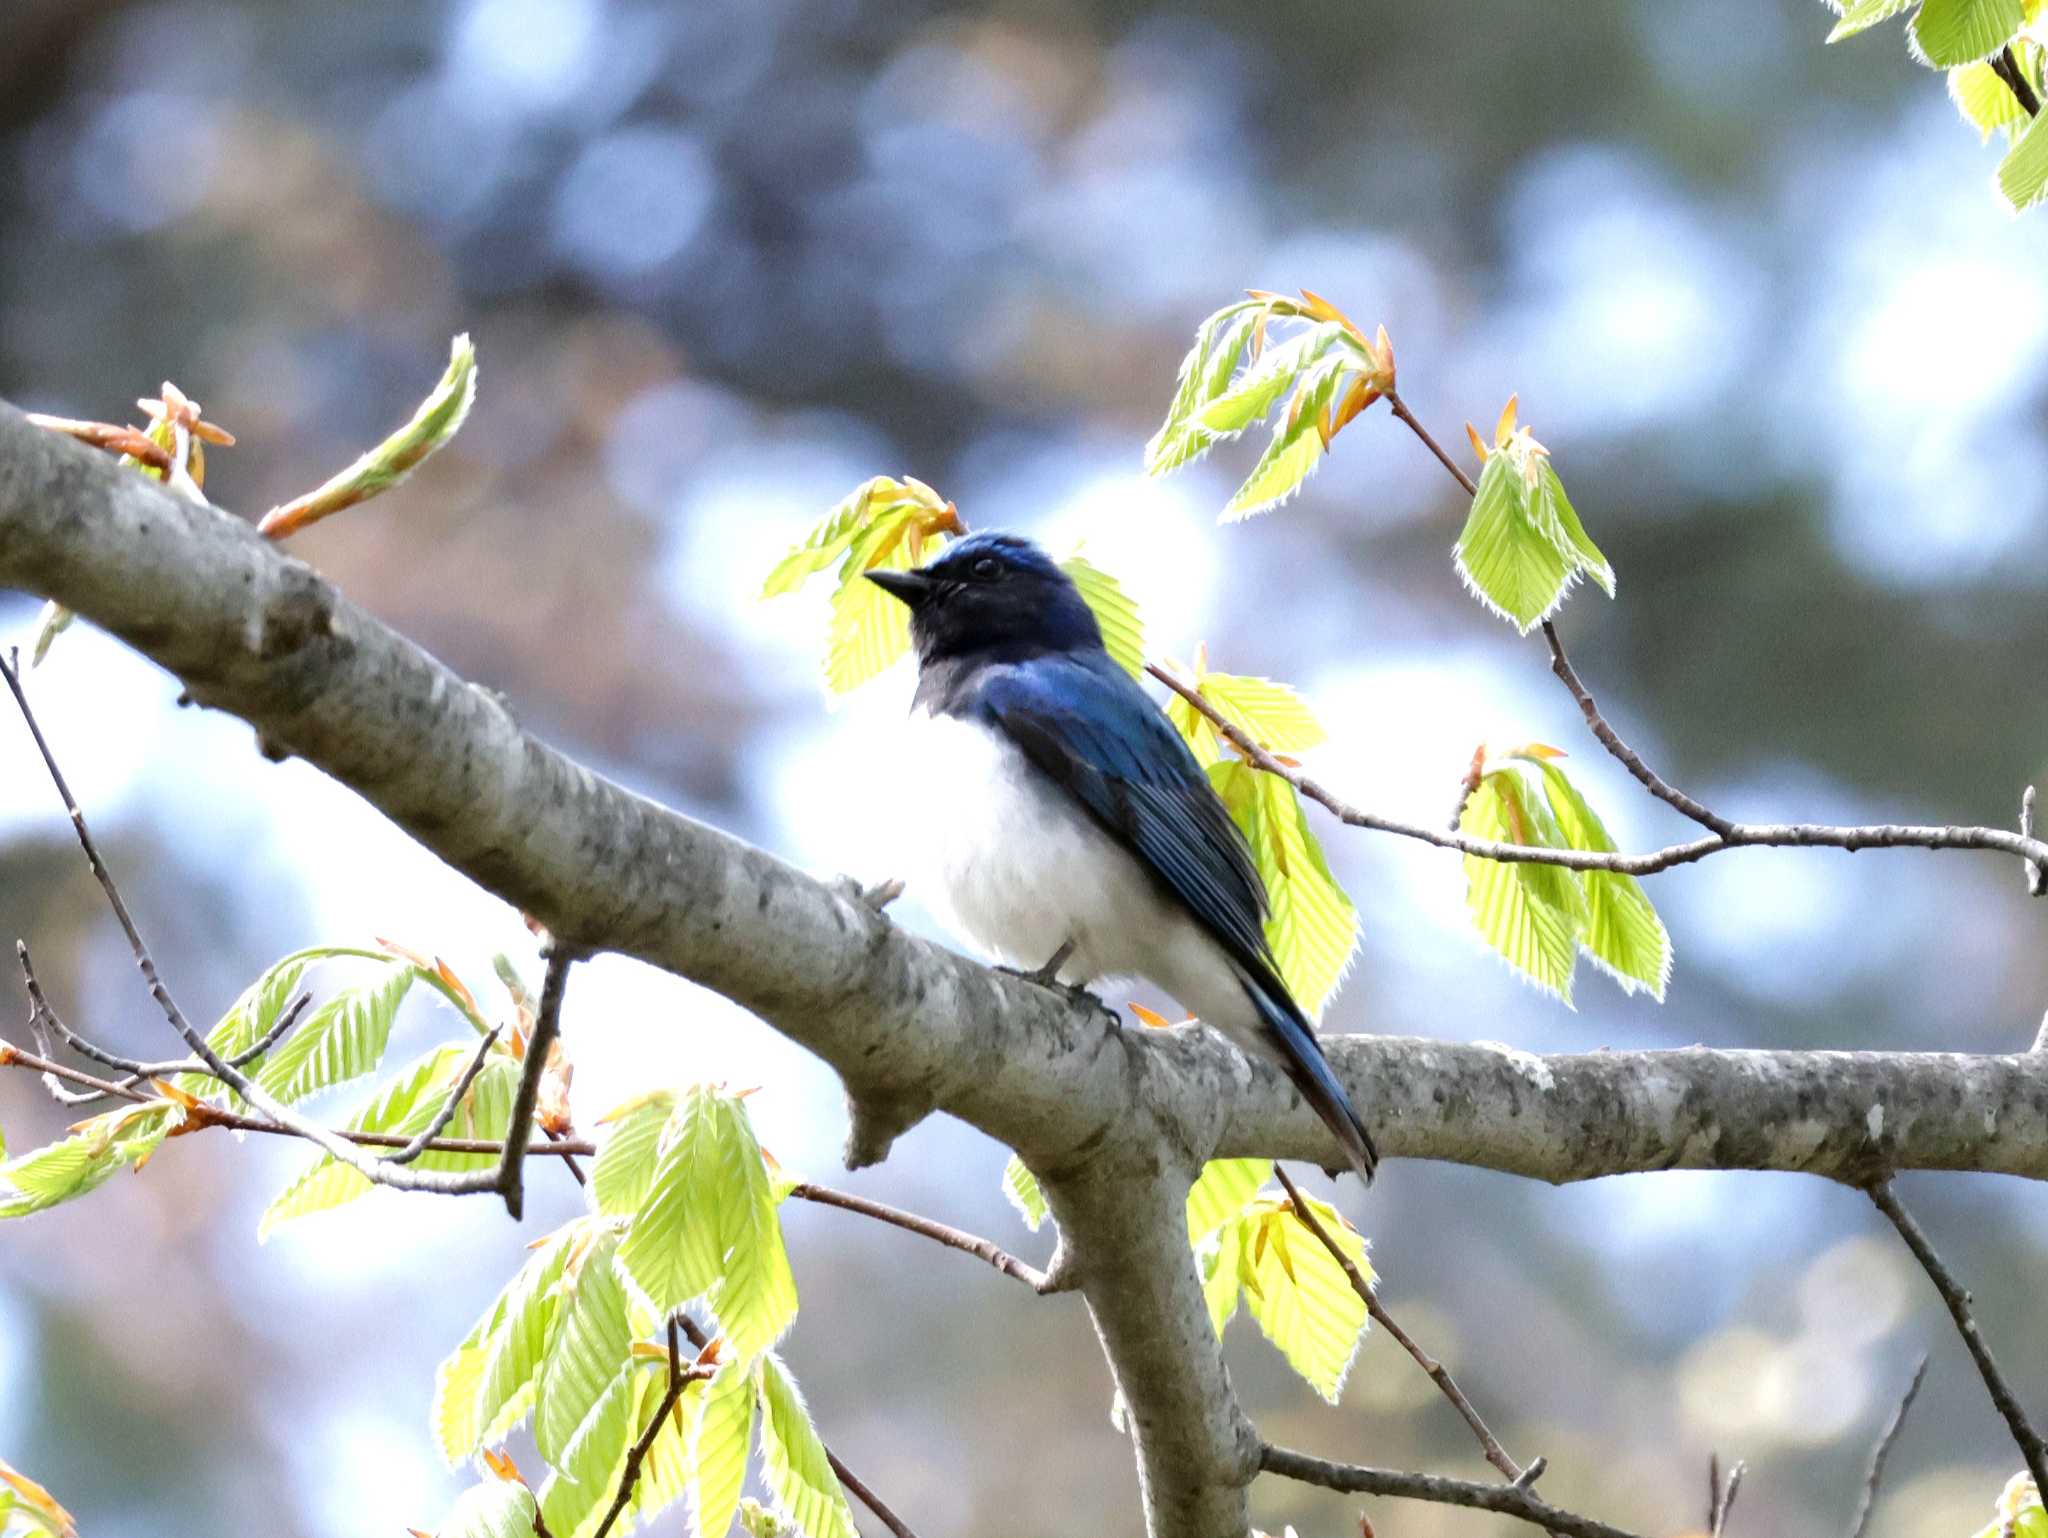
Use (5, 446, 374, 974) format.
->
(966, 653, 1274, 975)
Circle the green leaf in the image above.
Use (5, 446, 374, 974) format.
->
(434, 1477, 538, 1538)
(1210, 761, 1360, 1019)
(1145, 304, 1260, 474)
(691, 1359, 756, 1538)
(1222, 357, 1346, 521)
(1827, 0, 1917, 41)
(1999, 109, 2048, 207)
(625, 1361, 696, 1530)
(1912, 0, 2024, 66)
(1187, 1158, 1271, 1242)
(463, 1224, 582, 1450)
(755, 1355, 858, 1538)
(259, 1045, 517, 1237)
(28, 601, 74, 668)
(1538, 460, 1613, 597)
(258, 334, 478, 537)
(1001, 1154, 1049, 1231)
(740, 1500, 799, 1538)
(535, 1234, 634, 1468)
(616, 1088, 798, 1364)
(1460, 772, 1584, 1004)
(1238, 1194, 1374, 1404)
(177, 952, 317, 1098)
(0, 1102, 177, 1218)
(252, 962, 415, 1104)
(1060, 555, 1146, 678)
(703, 1094, 800, 1363)
(1167, 671, 1325, 767)
(1453, 456, 1577, 633)
(1538, 763, 1672, 1000)
(1950, 58, 2033, 137)
(592, 1091, 675, 1218)
(617, 1090, 730, 1314)
(1194, 323, 1341, 437)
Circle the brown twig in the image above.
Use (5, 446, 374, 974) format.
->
(826, 1449, 921, 1538)
(1848, 1356, 1927, 1538)
(1272, 1166, 1530, 1484)
(788, 1181, 1066, 1294)
(1147, 661, 2048, 878)
(1991, 44, 2042, 118)
(495, 945, 575, 1219)
(588, 1329, 716, 1538)
(1386, 391, 1477, 495)
(385, 1025, 503, 1166)
(1259, 1444, 1646, 1538)
(1540, 620, 1735, 836)
(1867, 1183, 2048, 1495)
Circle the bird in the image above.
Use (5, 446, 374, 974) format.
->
(866, 530, 1378, 1183)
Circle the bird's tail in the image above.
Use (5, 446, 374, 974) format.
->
(1240, 971, 1379, 1185)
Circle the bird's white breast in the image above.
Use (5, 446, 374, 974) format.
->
(901, 707, 1260, 1047)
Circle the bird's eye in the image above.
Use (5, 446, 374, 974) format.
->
(970, 557, 999, 580)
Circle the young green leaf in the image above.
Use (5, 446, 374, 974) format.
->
(470, 1224, 582, 1449)
(177, 951, 317, 1098)
(1145, 303, 1261, 474)
(1538, 460, 1614, 597)
(252, 962, 415, 1104)
(591, 1090, 675, 1217)
(1460, 771, 1584, 1003)
(1167, 669, 1327, 767)
(755, 1354, 859, 1538)
(1060, 554, 1147, 678)
(1999, 110, 2048, 208)
(432, 1476, 538, 1538)
(617, 1089, 731, 1314)
(1221, 355, 1348, 520)
(1453, 457, 1581, 633)
(257, 335, 478, 538)
(1210, 761, 1360, 1019)
(0, 1102, 178, 1219)
(0, 1458, 76, 1538)
(259, 1045, 517, 1237)
(1950, 58, 2033, 137)
(534, 1233, 634, 1469)
(1538, 763, 1672, 1000)
(1002, 1154, 1049, 1231)
(1236, 1194, 1373, 1404)
(691, 1359, 757, 1538)
(702, 1092, 800, 1363)
(1911, 0, 2024, 67)
(1186, 1158, 1272, 1243)
(1969, 1474, 2048, 1538)
(1826, 0, 1917, 42)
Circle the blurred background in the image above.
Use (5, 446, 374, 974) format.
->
(3, 2, 2046, 1535)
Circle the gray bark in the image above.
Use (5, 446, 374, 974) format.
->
(2, 401, 2042, 1538)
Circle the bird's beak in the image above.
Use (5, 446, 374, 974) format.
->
(865, 568, 935, 607)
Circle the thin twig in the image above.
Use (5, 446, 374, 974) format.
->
(788, 1181, 1065, 1294)
(495, 945, 575, 1219)
(1273, 1166, 1530, 1484)
(1386, 391, 1477, 495)
(1868, 1183, 2048, 1496)
(0, 649, 510, 1197)
(0, 1035, 599, 1155)
(385, 1026, 503, 1165)
(2023, 786, 2044, 898)
(589, 1337, 716, 1538)
(1146, 662, 2048, 876)
(1849, 1355, 1928, 1538)
(1540, 621, 1734, 836)
(1708, 1455, 1745, 1538)
(1992, 45, 2042, 118)
(1260, 1444, 1646, 1538)
(826, 1449, 922, 1538)
(19, 940, 306, 1085)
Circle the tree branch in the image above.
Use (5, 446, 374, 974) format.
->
(1260, 1443, 1647, 1538)
(1867, 1183, 2048, 1495)
(1848, 1355, 1926, 1538)
(787, 1181, 1066, 1293)
(1147, 660, 2048, 878)
(1992, 44, 2042, 119)
(494, 944, 574, 1219)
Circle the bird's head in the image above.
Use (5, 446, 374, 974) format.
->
(866, 531, 1104, 667)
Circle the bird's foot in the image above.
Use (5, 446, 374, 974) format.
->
(997, 938, 1076, 991)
